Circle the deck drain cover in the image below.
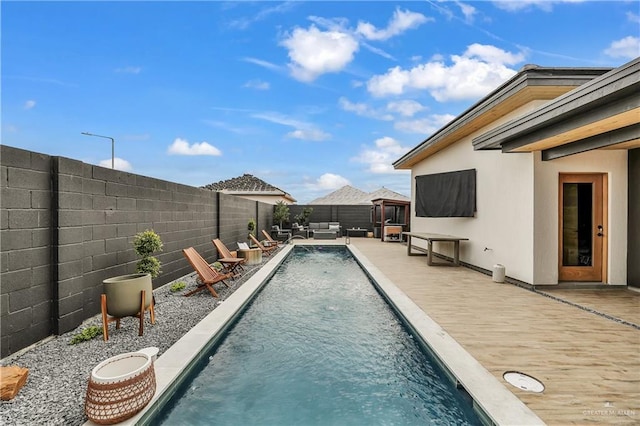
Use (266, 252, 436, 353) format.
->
(503, 371, 544, 393)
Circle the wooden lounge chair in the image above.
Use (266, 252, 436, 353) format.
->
(261, 229, 285, 246)
(182, 247, 233, 297)
(249, 234, 278, 256)
(212, 239, 246, 277)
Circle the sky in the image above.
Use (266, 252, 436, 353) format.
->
(2, 1, 639, 203)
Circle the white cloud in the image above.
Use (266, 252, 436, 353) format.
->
(386, 100, 425, 117)
(24, 100, 36, 110)
(356, 7, 431, 41)
(115, 66, 141, 74)
(286, 129, 331, 141)
(338, 97, 393, 121)
(367, 43, 523, 101)
(604, 36, 640, 60)
(228, 1, 296, 30)
(627, 11, 640, 24)
(253, 112, 330, 141)
(352, 136, 411, 174)
(312, 173, 351, 190)
(242, 57, 283, 71)
(167, 138, 222, 156)
(99, 157, 132, 171)
(457, 2, 477, 23)
(492, 1, 554, 12)
(280, 25, 359, 82)
(395, 114, 456, 135)
(244, 79, 270, 90)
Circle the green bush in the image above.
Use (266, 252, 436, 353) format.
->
(170, 281, 186, 292)
(212, 262, 223, 271)
(247, 218, 256, 236)
(133, 230, 163, 278)
(69, 326, 101, 345)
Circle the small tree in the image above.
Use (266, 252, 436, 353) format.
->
(273, 201, 290, 229)
(133, 229, 163, 278)
(294, 207, 314, 226)
(247, 218, 256, 237)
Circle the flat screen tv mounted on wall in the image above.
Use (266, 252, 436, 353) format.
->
(415, 169, 476, 217)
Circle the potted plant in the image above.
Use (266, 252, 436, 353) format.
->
(247, 218, 256, 237)
(102, 230, 162, 329)
(273, 201, 290, 229)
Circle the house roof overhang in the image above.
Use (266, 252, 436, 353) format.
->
(393, 65, 614, 169)
(221, 189, 297, 203)
(472, 57, 640, 160)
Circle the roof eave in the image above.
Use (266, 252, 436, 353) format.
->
(473, 57, 640, 152)
(393, 66, 612, 169)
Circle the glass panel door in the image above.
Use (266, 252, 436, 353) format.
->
(559, 174, 605, 282)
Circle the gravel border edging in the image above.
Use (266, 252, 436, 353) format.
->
(0, 255, 275, 426)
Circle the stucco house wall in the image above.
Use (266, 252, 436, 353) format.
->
(411, 137, 536, 284)
(533, 149, 628, 285)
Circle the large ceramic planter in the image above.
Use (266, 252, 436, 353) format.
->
(85, 349, 157, 424)
(103, 274, 153, 318)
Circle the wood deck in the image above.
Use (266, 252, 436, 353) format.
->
(346, 238, 640, 425)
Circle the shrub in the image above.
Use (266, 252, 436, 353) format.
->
(170, 281, 186, 292)
(69, 326, 101, 345)
(133, 230, 163, 278)
(247, 218, 256, 236)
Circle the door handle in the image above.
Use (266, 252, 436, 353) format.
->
(597, 225, 603, 237)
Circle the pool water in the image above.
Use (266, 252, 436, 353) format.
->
(158, 247, 482, 425)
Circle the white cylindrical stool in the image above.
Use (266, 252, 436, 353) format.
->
(492, 264, 506, 283)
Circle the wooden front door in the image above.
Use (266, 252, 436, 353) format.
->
(558, 174, 607, 282)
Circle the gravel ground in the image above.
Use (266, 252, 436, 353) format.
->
(0, 253, 276, 426)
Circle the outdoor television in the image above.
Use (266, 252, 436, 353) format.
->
(415, 169, 476, 217)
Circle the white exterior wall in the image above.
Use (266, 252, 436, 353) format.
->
(409, 101, 629, 285)
(410, 103, 548, 283)
(533, 149, 628, 285)
(411, 141, 536, 283)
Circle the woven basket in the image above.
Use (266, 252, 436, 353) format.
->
(85, 352, 156, 425)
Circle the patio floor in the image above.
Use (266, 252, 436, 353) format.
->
(312, 237, 639, 425)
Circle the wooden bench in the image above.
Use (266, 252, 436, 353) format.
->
(402, 232, 469, 266)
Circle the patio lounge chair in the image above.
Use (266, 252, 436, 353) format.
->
(249, 234, 278, 256)
(212, 239, 246, 277)
(261, 229, 285, 246)
(182, 247, 233, 297)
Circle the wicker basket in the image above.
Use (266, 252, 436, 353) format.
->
(85, 352, 156, 425)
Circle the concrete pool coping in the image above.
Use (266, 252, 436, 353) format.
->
(86, 243, 543, 425)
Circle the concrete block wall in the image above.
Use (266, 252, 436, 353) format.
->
(288, 205, 372, 235)
(1, 146, 54, 357)
(1, 145, 274, 357)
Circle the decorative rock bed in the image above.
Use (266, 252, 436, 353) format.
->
(0, 253, 275, 426)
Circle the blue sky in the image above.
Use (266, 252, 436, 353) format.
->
(2, 1, 639, 203)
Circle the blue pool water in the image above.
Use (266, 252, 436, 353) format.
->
(157, 246, 482, 425)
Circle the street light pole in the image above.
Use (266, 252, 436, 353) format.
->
(81, 132, 115, 169)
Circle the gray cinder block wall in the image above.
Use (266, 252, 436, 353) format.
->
(1, 145, 273, 357)
(1, 147, 53, 357)
(288, 205, 372, 235)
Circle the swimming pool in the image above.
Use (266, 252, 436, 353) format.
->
(129, 243, 543, 426)
(154, 246, 482, 425)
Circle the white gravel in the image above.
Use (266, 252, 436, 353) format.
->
(0, 255, 274, 426)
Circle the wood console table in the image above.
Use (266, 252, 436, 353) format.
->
(402, 232, 469, 266)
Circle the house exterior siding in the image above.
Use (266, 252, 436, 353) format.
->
(411, 132, 536, 283)
(533, 149, 628, 285)
(409, 103, 629, 285)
